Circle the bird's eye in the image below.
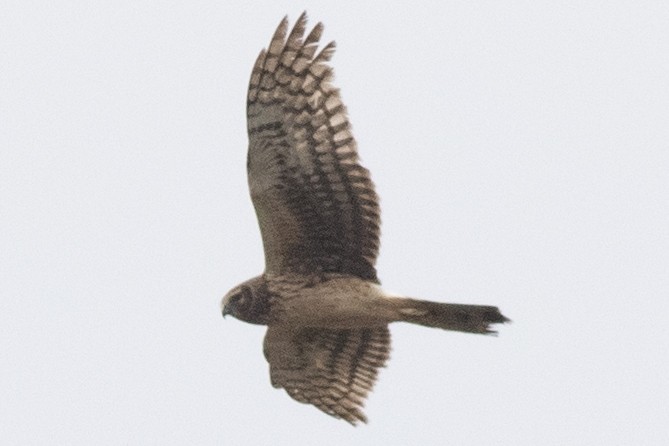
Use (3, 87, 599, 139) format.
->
(231, 286, 251, 307)
(231, 292, 243, 304)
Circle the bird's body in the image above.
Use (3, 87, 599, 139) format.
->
(224, 274, 392, 327)
(221, 12, 509, 425)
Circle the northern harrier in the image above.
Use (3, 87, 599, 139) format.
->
(221, 12, 509, 425)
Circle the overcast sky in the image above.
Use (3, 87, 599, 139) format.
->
(2, 1, 668, 445)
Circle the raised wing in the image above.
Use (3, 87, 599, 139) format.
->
(263, 325, 391, 425)
(246, 12, 380, 281)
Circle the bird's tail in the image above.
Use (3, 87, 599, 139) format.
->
(396, 298, 509, 334)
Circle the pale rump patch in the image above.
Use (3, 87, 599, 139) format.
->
(399, 308, 429, 317)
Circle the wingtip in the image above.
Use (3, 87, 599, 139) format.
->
(343, 410, 368, 426)
(271, 15, 289, 46)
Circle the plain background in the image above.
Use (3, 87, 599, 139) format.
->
(2, 1, 668, 445)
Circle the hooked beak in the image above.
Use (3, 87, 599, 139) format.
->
(220, 298, 229, 319)
(221, 300, 234, 319)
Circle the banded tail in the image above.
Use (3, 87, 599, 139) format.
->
(397, 298, 509, 334)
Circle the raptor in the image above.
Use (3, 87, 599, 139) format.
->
(221, 12, 509, 425)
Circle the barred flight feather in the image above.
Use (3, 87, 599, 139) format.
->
(264, 325, 391, 425)
(246, 12, 381, 281)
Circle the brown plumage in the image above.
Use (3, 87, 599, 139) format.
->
(246, 13, 379, 281)
(221, 12, 509, 425)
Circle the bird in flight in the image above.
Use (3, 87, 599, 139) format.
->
(221, 12, 509, 425)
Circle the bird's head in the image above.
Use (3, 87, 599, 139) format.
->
(220, 285, 248, 319)
(220, 276, 269, 324)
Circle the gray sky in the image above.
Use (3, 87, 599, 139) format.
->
(2, 1, 668, 445)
